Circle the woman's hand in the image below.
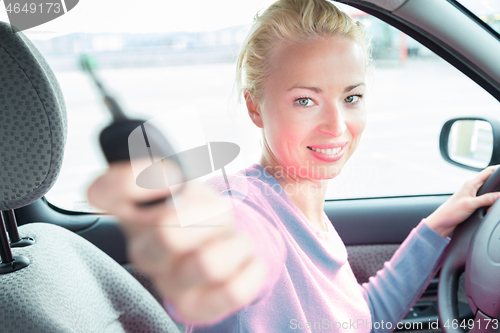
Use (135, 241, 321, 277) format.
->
(87, 160, 267, 323)
(425, 165, 500, 238)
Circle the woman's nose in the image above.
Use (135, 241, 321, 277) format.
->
(319, 103, 346, 137)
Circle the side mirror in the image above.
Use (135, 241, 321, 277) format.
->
(439, 117, 500, 171)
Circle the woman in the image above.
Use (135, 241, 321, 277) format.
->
(87, 0, 500, 332)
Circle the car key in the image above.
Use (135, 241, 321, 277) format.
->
(79, 54, 186, 207)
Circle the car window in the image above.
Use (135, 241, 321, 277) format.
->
(456, 0, 500, 35)
(2, 1, 498, 212)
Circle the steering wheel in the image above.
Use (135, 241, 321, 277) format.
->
(438, 167, 500, 333)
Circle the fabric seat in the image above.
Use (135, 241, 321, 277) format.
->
(2, 223, 182, 332)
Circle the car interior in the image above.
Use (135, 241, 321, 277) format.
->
(0, 0, 499, 332)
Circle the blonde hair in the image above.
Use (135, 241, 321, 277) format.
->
(236, 0, 371, 102)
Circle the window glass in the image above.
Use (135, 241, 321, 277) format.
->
(456, 0, 500, 35)
(2, 1, 498, 211)
(327, 8, 500, 199)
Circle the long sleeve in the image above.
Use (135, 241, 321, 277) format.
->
(358, 218, 450, 333)
(227, 192, 288, 306)
(167, 163, 395, 332)
(163, 179, 287, 328)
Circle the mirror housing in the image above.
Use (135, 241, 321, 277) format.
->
(440, 117, 500, 171)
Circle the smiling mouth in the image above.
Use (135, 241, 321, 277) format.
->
(307, 146, 342, 156)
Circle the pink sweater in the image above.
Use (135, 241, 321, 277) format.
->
(165, 163, 450, 332)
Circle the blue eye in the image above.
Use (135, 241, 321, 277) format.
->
(344, 95, 362, 103)
(295, 97, 314, 107)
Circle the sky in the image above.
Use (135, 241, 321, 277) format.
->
(1, 0, 497, 40)
(0, 0, 276, 38)
(459, 0, 500, 17)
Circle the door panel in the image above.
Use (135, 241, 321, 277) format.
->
(324, 195, 450, 245)
(346, 244, 400, 284)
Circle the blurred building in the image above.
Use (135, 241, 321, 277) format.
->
(31, 25, 251, 70)
(31, 11, 448, 72)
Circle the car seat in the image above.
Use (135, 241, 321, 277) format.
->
(0, 21, 183, 333)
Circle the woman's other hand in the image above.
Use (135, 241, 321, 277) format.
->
(87, 160, 268, 323)
(425, 165, 500, 238)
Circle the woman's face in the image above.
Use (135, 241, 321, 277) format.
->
(248, 36, 367, 180)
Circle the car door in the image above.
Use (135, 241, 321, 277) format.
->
(6, 0, 500, 332)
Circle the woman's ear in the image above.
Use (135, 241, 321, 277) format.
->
(245, 92, 264, 129)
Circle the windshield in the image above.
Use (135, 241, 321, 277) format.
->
(456, 0, 500, 36)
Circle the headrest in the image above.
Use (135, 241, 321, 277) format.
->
(0, 22, 67, 210)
